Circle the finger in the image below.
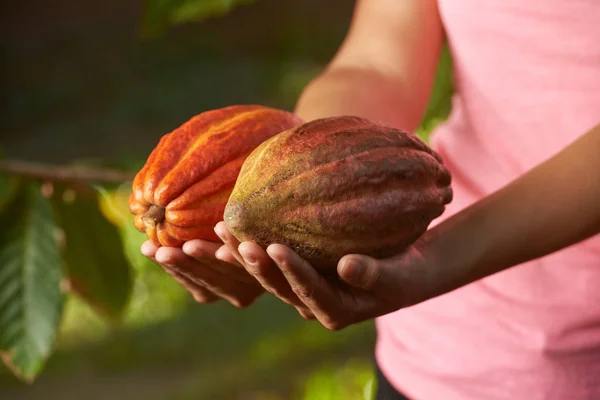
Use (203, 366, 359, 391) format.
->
(169, 271, 220, 304)
(155, 247, 261, 308)
(337, 255, 382, 290)
(238, 241, 314, 313)
(212, 245, 239, 265)
(214, 222, 246, 266)
(183, 239, 254, 284)
(159, 262, 219, 303)
(146, 244, 222, 304)
(184, 239, 240, 266)
(266, 244, 341, 318)
(190, 287, 220, 304)
(338, 253, 410, 312)
(141, 240, 159, 258)
(297, 307, 316, 320)
(182, 239, 221, 258)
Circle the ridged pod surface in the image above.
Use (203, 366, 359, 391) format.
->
(224, 116, 453, 272)
(129, 105, 303, 247)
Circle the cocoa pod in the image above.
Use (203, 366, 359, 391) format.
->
(224, 116, 453, 272)
(129, 104, 303, 247)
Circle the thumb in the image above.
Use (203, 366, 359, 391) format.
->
(337, 255, 385, 290)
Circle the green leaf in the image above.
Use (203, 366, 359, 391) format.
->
(422, 45, 454, 124)
(119, 219, 193, 326)
(0, 182, 65, 382)
(52, 186, 133, 324)
(300, 359, 376, 400)
(95, 184, 153, 272)
(140, 0, 255, 37)
(0, 174, 19, 213)
(120, 219, 156, 272)
(418, 45, 455, 143)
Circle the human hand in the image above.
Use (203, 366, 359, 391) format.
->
(141, 238, 264, 308)
(213, 222, 317, 320)
(213, 222, 431, 328)
(236, 241, 428, 330)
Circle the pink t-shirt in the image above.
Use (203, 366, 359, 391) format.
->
(376, 1, 600, 399)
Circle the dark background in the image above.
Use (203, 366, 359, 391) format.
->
(2, 0, 353, 164)
(0, 1, 383, 399)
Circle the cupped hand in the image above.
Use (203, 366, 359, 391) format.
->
(213, 222, 316, 320)
(213, 222, 429, 330)
(141, 237, 264, 308)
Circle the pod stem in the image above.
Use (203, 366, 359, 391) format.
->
(141, 204, 166, 229)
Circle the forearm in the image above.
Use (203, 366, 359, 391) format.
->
(293, 0, 444, 132)
(294, 68, 430, 132)
(416, 123, 600, 301)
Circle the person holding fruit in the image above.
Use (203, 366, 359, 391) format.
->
(142, 1, 600, 399)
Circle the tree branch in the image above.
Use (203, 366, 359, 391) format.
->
(0, 159, 136, 184)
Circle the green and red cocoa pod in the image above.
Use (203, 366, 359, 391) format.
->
(224, 116, 453, 272)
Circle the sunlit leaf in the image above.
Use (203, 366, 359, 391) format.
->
(96, 183, 133, 228)
(96, 182, 156, 271)
(300, 359, 376, 400)
(0, 182, 65, 382)
(424, 45, 454, 121)
(96, 184, 153, 272)
(121, 219, 155, 272)
(418, 45, 454, 142)
(120, 219, 191, 327)
(97, 184, 189, 326)
(140, 0, 255, 37)
(52, 186, 133, 323)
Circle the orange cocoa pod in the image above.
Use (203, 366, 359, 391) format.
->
(224, 116, 453, 272)
(129, 104, 303, 247)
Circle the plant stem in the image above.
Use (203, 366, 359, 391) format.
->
(0, 159, 135, 184)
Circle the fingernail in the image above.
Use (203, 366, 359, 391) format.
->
(266, 246, 282, 263)
(340, 259, 364, 279)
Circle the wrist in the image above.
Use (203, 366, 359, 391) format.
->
(399, 231, 445, 307)
(402, 221, 484, 306)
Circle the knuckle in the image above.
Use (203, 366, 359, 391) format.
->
(322, 316, 347, 331)
(269, 288, 289, 302)
(193, 293, 215, 304)
(161, 265, 178, 276)
(246, 264, 264, 279)
(298, 309, 314, 320)
(192, 293, 205, 302)
(268, 286, 294, 302)
(292, 285, 313, 300)
(171, 274, 188, 286)
(195, 274, 217, 287)
(231, 295, 256, 309)
(245, 260, 273, 280)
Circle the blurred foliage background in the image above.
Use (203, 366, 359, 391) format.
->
(0, 0, 452, 398)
